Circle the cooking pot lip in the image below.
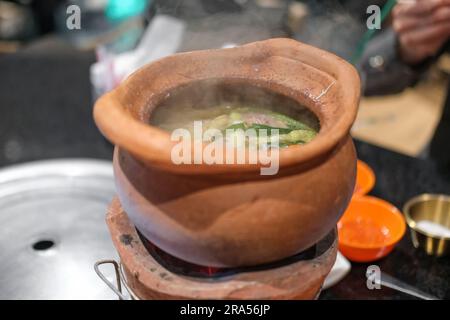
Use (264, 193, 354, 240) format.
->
(94, 38, 360, 174)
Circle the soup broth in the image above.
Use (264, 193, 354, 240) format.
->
(149, 81, 320, 148)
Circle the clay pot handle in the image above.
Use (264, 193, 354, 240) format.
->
(93, 90, 174, 163)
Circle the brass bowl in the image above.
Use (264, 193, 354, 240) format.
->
(403, 194, 450, 257)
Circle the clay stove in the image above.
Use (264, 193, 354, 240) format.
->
(96, 198, 337, 300)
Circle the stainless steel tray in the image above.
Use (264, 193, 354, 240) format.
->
(0, 159, 118, 299)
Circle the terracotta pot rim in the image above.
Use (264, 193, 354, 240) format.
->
(94, 38, 360, 174)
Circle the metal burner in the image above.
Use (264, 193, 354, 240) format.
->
(137, 229, 330, 278)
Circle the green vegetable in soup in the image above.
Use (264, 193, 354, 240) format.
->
(270, 112, 315, 131)
(151, 103, 318, 148)
(225, 123, 317, 147)
(222, 113, 317, 148)
(282, 129, 317, 144)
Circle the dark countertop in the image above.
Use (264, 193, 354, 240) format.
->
(1, 33, 450, 300)
(322, 142, 450, 300)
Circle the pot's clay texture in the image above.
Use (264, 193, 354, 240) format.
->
(94, 38, 360, 267)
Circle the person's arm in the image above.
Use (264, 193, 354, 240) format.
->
(359, 0, 450, 96)
(359, 28, 430, 96)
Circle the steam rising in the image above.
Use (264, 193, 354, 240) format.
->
(151, 0, 382, 61)
(152, 0, 287, 51)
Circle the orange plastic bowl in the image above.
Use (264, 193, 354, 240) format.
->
(338, 196, 406, 262)
(354, 160, 376, 196)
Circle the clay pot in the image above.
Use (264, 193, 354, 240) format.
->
(94, 38, 360, 267)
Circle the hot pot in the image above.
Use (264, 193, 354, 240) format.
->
(94, 38, 360, 267)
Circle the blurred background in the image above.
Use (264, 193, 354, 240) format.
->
(1, 0, 448, 166)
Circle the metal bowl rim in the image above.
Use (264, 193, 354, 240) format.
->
(402, 193, 450, 240)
